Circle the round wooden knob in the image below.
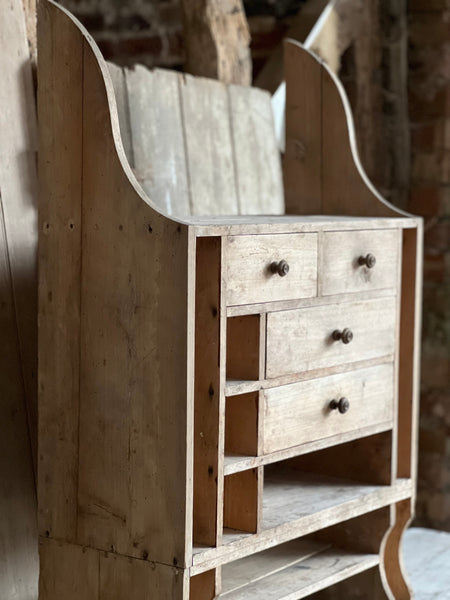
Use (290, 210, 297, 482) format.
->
(330, 397, 350, 414)
(270, 259, 290, 277)
(332, 328, 353, 344)
(358, 253, 376, 268)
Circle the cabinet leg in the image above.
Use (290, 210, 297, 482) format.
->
(381, 499, 414, 599)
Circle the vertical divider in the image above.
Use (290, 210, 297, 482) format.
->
(257, 465, 264, 533)
(193, 236, 222, 548)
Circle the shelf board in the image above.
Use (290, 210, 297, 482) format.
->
(225, 354, 394, 397)
(218, 539, 379, 599)
(223, 420, 392, 476)
(191, 475, 412, 574)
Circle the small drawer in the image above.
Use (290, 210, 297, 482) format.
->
(262, 364, 394, 453)
(320, 229, 400, 296)
(266, 297, 396, 378)
(225, 233, 318, 306)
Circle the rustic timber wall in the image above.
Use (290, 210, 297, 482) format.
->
(55, 0, 450, 531)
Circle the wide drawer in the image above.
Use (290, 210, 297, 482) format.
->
(225, 233, 318, 306)
(262, 363, 394, 454)
(320, 229, 400, 296)
(266, 297, 396, 378)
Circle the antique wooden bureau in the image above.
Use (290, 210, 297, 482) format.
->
(38, 1, 422, 598)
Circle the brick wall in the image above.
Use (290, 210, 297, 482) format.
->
(57, 0, 450, 531)
(408, 0, 450, 531)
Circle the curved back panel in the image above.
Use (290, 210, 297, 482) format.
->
(108, 63, 284, 217)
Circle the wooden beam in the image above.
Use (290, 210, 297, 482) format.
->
(180, 0, 252, 85)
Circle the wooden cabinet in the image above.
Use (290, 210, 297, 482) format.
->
(37, 2, 422, 599)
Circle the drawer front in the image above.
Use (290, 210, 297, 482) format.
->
(226, 233, 318, 306)
(266, 297, 396, 378)
(320, 229, 400, 296)
(262, 364, 394, 453)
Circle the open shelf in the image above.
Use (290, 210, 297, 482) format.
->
(218, 539, 379, 599)
(192, 476, 411, 572)
(223, 421, 393, 475)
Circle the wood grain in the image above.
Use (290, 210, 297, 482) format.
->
(320, 229, 400, 296)
(226, 233, 318, 306)
(180, 73, 238, 216)
(228, 84, 284, 215)
(193, 237, 222, 547)
(266, 297, 397, 378)
(125, 66, 190, 216)
(284, 40, 322, 214)
(38, 0, 84, 542)
(262, 364, 394, 454)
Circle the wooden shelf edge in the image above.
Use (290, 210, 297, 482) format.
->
(223, 421, 393, 475)
(190, 478, 412, 574)
(218, 541, 379, 600)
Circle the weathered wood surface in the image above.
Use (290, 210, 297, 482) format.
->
(266, 297, 396, 378)
(39, 538, 187, 600)
(225, 233, 318, 306)
(219, 547, 379, 600)
(39, 0, 193, 571)
(262, 364, 394, 454)
(180, 0, 251, 85)
(284, 39, 410, 219)
(0, 0, 38, 597)
(109, 62, 284, 218)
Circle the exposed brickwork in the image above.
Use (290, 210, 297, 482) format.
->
(408, 3, 450, 531)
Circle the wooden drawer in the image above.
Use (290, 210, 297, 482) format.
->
(262, 364, 394, 454)
(225, 233, 318, 305)
(320, 229, 400, 296)
(266, 297, 396, 378)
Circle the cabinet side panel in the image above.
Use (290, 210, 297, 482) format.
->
(39, 539, 99, 600)
(74, 39, 191, 566)
(38, 0, 84, 542)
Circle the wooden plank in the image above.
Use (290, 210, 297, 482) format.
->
(228, 85, 283, 215)
(0, 211, 38, 599)
(266, 297, 397, 378)
(262, 364, 394, 454)
(39, 538, 99, 600)
(190, 570, 216, 600)
(225, 392, 259, 456)
(99, 551, 187, 600)
(223, 469, 259, 534)
(225, 233, 318, 306)
(0, 0, 38, 472)
(74, 28, 193, 566)
(125, 66, 190, 216)
(107, 62, 134, 167)
(37, 0, 84, 542)
(221, 538, 329, 595)
(193, 237, 222, 547)
(284, 40, 322, 215)
(219, 547, 378, 599)
(180, 73, 239, 216)
(191, 478, 412, 574)
(226, 315, 260, 381)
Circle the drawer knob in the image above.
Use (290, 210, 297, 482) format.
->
(332, 328, 353, 344)
(270, 259, 290, 277)
(330, 397, 350, 414)
(358, 253, 376, 268)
